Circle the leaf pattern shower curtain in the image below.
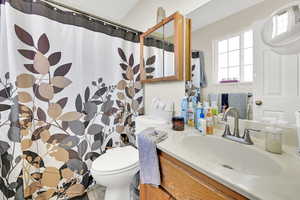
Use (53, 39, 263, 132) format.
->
(0, 0, 147, 199)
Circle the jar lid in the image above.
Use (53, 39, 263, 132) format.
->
(265, 127, 283, 134)
(172, 117, 184, 121)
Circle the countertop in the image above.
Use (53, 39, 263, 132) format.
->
(156, 125, 300, 200)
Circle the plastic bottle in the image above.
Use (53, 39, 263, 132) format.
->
(201, 119, 207, 136)
(198, 108, 206, 135)
(192, 96, 198, 123)
(187, 102, 195, 127)
(195, 102, 202, 129)
(181, 96, 188, 124)
(211, 102, 219, 127)
(203, 101, 210, 116)
(206, 109, 214, 135)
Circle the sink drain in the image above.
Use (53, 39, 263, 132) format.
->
(222, 164, 234, 170)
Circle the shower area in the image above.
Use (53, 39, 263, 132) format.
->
(0, 0, 144, 199)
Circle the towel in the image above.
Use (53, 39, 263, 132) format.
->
(228, 93, 248, 119)
(221, 93, 229, 112)
(137, 128, 168, 187)
(192, 51, 207, 88)
(199, 51, 207, 88)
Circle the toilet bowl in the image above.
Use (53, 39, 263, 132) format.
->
(91, 146, 139, 200)
(91, 115, 169, 200)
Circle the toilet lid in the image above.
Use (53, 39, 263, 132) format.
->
(92, 146, 139, 173)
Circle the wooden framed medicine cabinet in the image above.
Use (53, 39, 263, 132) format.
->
(140, 12, 185, 83)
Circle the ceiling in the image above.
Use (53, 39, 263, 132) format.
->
(52, 0, 265, 31)
(187, 0, 265, 31)
(56, 0, 140, 22)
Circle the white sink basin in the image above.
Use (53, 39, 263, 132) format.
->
(181, 136, 282, 177)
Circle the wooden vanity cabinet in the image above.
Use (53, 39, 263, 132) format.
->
(140, 150, 249, 200)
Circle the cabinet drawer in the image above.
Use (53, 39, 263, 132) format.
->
(159, 152, 248, 200)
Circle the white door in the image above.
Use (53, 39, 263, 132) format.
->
(253, 21, 300, 123)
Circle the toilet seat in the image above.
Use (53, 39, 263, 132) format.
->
(91, 146, 139, 175)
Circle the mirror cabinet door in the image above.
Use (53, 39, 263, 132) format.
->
(140, 12, 184, 83)
(143, 26, 164, 79)
(163, 20, 175, 77)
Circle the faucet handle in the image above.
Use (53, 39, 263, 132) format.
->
(222, 123, 231, 137)
(242, 128, 259, 145)
(246, 128, 261, 133)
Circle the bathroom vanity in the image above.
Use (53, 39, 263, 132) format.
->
(140, 125, 300, 200)
(141, 151, 248, 200)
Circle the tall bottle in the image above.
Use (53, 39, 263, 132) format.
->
(198, 108, 206, 135)
(195, 102, 202, 129)
(187, 102, 195, 127)
(192, 96, 198, 123)
(181, 96, 188, 124)
(206, 109, 214, 135)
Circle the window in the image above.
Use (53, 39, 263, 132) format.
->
(272, 11, 289, 38)
(215, 30, 253, 83)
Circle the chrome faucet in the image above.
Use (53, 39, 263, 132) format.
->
(222, 107, 257, 145)
(222, 107, 240, 138)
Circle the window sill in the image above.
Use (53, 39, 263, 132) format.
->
(213, 81, 253, 86)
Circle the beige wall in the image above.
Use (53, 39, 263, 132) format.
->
(191, 0, 292, 100)
(121, 0, 210, 115)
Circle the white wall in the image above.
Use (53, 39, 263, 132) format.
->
(191, 0, 293, 100)
(121, 0, 211, 31)
(121, 0, 211, 115)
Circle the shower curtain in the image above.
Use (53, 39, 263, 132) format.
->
(0, 0, 151, 199)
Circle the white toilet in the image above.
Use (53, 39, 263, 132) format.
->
(91, 114, 169, 200)
(91, 146, 139, 200)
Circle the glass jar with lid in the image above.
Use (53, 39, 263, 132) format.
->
(265, 127, 283, 154)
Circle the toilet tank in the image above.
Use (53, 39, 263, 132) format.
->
(135, 115, 169, 136)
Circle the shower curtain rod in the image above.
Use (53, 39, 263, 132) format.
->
(39, 0, 141, 34)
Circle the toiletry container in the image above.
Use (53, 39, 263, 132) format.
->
(187, 102, 195, 127)
(211, 102, 219, 126)
(203, 101, 209, 116)
(195, 102, 202, 129)
(206, 109, 214, 134)
(295, 111, 300, 153)
(172, 117, 185, 131)
(181, 96, 188, 123)
(265, 127, 283, 154)
(199, 117, 206, 136)
(197, 108, 206, 135)
(192, 95, 198, 121)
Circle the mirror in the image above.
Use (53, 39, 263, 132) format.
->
(143, 26, 164, 79)
(191, 51, 204, 89)
(140, 12, 184, 83)
(164, 20, 176, 77)
(186, 1, 300, 122)
(185, 51, 203, 101)
(261, 1, 300, 55)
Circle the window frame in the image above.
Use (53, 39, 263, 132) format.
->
(212, 29, 254, 84)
